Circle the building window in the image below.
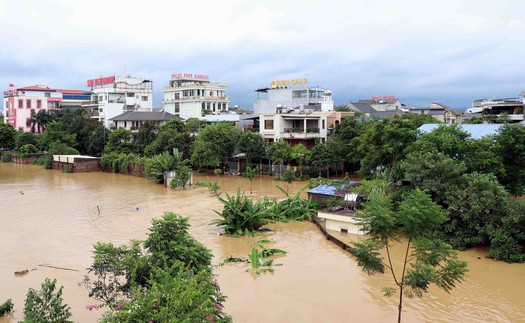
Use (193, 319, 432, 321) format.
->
(142, 96, 148, 101)
(37, 100, 41, 108)
(175, 93, 180, 99)
(18, 100, 23, 108)
(124, 121, 127, 128)
(98, 95, 104, 101)
(202, 103, 205, 110)
(175, 103, 180, 113)
(207, 103, 211, 109)
(322, 119, 325, 130)
(127, 93, 135, 97)
(44, 92, 50, 97)
(26, 100, 31, 108)
(265, 120, 274, 129)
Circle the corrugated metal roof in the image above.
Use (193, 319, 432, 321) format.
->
(307, 182, 360, 197)
(418, 124, 511, 139)
(110, 111, 180, 121)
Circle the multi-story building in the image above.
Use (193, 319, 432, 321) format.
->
(259, 110, 354, 148)
(253, 78, 333, 115)
(357, 96, 402, 111)
(162, 73, 229, 119)
(466, 97, 524, 123)
(83, 75, 153, 128)
(3, 85, 90, 131)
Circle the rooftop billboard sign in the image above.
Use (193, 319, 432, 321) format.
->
(87, 76, 115, 87)
(171, 73, 209, 81)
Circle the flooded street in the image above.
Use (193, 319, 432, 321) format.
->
(1, 163, 524, 322)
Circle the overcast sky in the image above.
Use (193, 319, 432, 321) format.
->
(1, 0, 524, 110)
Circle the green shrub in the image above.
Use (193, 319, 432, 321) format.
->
(268, 186, 317, 222)
(23, 278, 72, 322)
(1, 153, 11, 163)
(100, 152, 118, 172)
(0, 299, 13, 316)
(213, 189, 272, 235)
(19, 144, 38, 157)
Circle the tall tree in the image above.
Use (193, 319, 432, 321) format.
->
(291, 143, 311, 178)
(191, 122, 239, 169)
(495, 124, 525, 195)
(39, 121, 76, 150)
(267, 140, 292, 179)
(0, 122, 16, 149)
(352, 182, 468, 323)
(309, 142, 332, 178)
(26, 110, 52, 133)
(105, 128, 134, 154)
(237, 131, 266, 163)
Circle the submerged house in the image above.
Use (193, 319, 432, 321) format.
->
(307, 182, 368, 235)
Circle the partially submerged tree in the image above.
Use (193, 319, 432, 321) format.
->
(243, 165, 259, 194)
(351, 181, 468, 323)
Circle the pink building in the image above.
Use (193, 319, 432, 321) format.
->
(3, 85, 90, 132)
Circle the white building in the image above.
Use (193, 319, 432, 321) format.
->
(83, 75, 153, 128)
(259, 110, 354, 149)
(3, 85, 90, 132)
(358, 96, 402, 111)
(253, 78, 334, 115)
(162, 73, 229, 119)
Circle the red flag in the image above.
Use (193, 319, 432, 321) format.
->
(9, 84, 14, 87)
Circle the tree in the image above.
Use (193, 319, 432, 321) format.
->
(83, 242, 142, 304)
(144, 212, 212, 272)
(16, 131, 39, 150)
(133, 121, 158, 155)
(243, 165, 259, 194)
(26, 110, 52, 133)
(146, 149, 187, 184)
(351, 182, 468, 323)
(39, 121, 76, 151)
(105, 128, 134, 154)
(213, 189, 272, 235)
(354, 118, 421, 178)
(495, 124, 525, 195)
(85, 124, 109, 157)
(23, 278, 72, 322)
(291, 144, 311, 178)
(237, 131, 266, 163)
(309, 142, 332, 178)
(191, 122, 239, 169)
(100, 264, 231, 323)
(170, 165, 192, 189)
(0, 122, 16, 149)
(267, 140, 292, 179)
(400, 150, 467, 205)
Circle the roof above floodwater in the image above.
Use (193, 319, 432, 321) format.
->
(307, 182, 360, 197)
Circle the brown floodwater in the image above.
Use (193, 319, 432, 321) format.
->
(0, 163, 524, 322)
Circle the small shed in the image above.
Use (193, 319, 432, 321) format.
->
(306, 182, 360, 205)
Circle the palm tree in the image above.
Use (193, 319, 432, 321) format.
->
(26, 110, 52, 133)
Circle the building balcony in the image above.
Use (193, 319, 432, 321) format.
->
(281, 130, 321, 139)
(283, 127, 320, 133)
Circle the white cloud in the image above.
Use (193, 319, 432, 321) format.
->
(0, 0, 524, 109)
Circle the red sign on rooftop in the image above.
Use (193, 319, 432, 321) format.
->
(372, 96, 397, 102)
(171, 73, 209, 80)
(87, 76, 115, 87)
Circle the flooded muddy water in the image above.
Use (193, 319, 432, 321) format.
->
(0, 163, 524, 322)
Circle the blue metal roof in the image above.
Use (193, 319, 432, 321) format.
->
(307, 182, 360, 196)
(418, 124, 516, 139)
